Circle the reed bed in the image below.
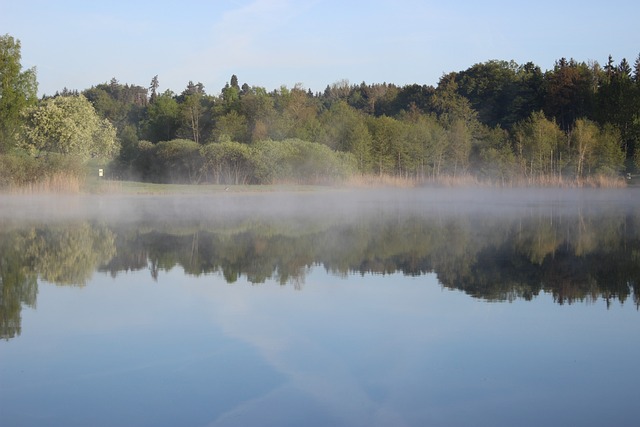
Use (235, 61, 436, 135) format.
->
(343, 173, 628, 189)
(1, 172, 628, 194)
(6, 173, 82, 194)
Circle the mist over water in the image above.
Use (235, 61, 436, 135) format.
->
(1, 187, 639, 427)
(1, 187, 637, 223)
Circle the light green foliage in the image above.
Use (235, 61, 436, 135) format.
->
(474, 126, 517, 181)
(200, 140, 252, 184)
(251, 139, 356, 184)
(250, 139, 292, 183)
(592, 124, 625, 176)
(28, 224, 116, 286)
(567, 119, 625, 178)
(513, 111, 565, 178)
(0, 34, 38, 152)
(570, 119, 600, 177)
(402, 113, 448, 179)
(179, 82, 205, 144)
(220, 80, 240, 113)
(319, 101, 372, 171)
(275, 85, 321, 141)
(446, 119, 473, 176)
(431, 73, 484, 176)
(22, 95, 118, 159)
(367, 115, 403, 176)
(212, 110, 249, 143)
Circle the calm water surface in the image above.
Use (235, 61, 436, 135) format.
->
(1, 188, 639, 427)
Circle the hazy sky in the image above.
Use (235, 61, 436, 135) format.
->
(2, 0, 639, 97)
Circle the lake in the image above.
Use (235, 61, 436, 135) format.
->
(1, 188, 639, 427)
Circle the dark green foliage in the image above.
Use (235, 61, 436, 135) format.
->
(82, 79, 148, 131)
(153, 139, 204, 184)
(456, 60, 543, 128)
(149, 75, 159, 103)
(595, 56, 640, 157)
(141, 90, 180, 142)
(543, 58, 597, 132)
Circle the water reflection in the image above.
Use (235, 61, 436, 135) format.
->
(2, 192, 639, 339)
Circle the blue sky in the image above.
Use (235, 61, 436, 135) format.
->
(2, 0, 639, 97)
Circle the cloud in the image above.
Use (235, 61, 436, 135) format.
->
(191, 273, 442, 427)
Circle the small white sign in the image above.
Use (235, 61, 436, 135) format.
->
(98, 168, 104, 177)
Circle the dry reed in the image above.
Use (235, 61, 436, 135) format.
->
(344, 174, 419, 188)
(344, 173, 628, 189)
(7, 173, 82, 194)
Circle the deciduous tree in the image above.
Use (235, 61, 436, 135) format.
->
(0, 34, 38, 152)
(142, 90, 179, 142)
(180, 81, 205, 144)
(22, 95, 118, 159)
(513, 111, 565, 178)
(570, 118, 599, 177)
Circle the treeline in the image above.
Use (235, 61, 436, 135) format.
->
(2, 32, 640, 186)
(80, 56, 640, 184)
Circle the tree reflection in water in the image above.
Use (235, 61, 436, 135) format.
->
(2, 196, 640, 339)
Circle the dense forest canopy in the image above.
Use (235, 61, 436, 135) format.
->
(2, 33, 640, 187)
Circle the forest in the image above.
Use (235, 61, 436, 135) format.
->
(2, 33, 640, 188)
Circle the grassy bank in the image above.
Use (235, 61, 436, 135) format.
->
(85, 178, 335, 195)
(1, 166, 630, 195)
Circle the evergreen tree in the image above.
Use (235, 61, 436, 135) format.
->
(543, 58, 594, 131)
(230, 74, 239, 89)
(149, 75, 159, 103)
(618, 58, 632, 78)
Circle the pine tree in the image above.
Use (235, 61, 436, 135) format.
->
(149, 75, 159, 103)
(230, 74, 239, 89)
(618, 58, 632, 78)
